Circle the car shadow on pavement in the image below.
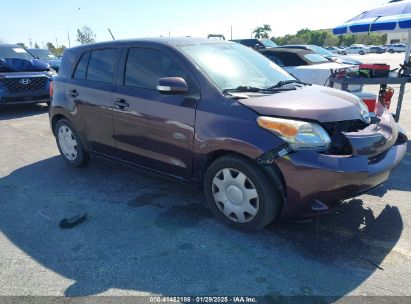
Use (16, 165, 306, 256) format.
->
(0, 155, 404, 297)
(0, 103, 49, 120)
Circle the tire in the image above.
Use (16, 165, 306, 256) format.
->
(204, 154, 283, 231)
(389, 49, 394, 53)
(359, 51, 365, 55)
(54, 118, 89, 167)
(341, 51, 347, 55)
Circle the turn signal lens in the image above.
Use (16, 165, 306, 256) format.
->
(257, 117, 298, 137)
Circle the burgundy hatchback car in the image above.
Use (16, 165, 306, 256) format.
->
(49, 38, 407, 230)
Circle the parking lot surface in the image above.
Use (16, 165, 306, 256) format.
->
(0, 53, 410, 298)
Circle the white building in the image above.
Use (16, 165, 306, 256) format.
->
(387, 32, 408, 44)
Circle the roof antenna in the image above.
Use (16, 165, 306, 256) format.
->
(108, 28, 115, 40)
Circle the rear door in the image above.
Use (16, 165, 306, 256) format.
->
(112, 46, 199, 179)
(66, 48, 120, 156)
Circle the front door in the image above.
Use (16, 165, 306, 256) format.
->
(112, 47, 199, 179)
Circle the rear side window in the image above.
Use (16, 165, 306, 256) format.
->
(86, 49, 119, 83)
(125, 48, 190, 90)
(73, 51, 90, 79)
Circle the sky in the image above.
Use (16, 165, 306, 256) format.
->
(0, 0, 386, 48)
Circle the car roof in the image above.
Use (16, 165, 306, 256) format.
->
(67, 37, 231, 52)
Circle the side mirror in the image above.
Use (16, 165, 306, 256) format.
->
(156, 77, 188, 94)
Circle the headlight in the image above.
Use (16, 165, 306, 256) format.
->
(257, 116, 331, 151)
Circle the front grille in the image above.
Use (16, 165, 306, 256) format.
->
(0, 77, 48, 93)
(321, 120, 370, 155)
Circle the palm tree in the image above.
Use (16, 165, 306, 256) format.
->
(253, 24, 272, 39)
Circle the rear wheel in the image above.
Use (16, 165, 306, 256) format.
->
(55, 118, 89, 167)
(389, 49, 394, 53)
(204, 155, 283, 231)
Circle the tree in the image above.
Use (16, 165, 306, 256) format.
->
(77, 26, 96, 44)
(47, 42, 66, 56)
(34, 42, 40, 49)
(47, 42, 57, 54)
(253, 24, 272, 39)
(16, 42, 27, 48)
(272, 28, 387, 47)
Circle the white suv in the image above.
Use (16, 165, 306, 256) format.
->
(340, 46, 369, 55)
(387, 44, 407, 53)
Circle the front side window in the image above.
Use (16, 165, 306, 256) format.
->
(86, 49, 119, 83)
(179, 43, 293, 91)
(125, 48, 190, 90)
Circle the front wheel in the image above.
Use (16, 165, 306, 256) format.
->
(341, 51, 347, 55)
(204, 155, 283, 231)
(55, 118, 89, 167)
(359, 51, 365, 55)
(389, 49, 394, 53)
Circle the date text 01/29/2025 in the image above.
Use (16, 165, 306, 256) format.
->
(149, 296, 258, 303)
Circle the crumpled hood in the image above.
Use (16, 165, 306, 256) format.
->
(238, 85, 364, 122)
(0, 58, 50, 72)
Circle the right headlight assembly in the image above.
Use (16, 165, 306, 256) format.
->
(257, 116, 331, 151)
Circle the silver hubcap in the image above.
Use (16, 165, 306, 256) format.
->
(212, 168, 259, 223)
(58, 125, 78, 161)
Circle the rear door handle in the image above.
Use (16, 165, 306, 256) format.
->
(68, 89, 79, 98)
(114, 98, 129, 110)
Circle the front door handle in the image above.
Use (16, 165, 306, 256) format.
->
(114, 98, 129, 110)
(68, 89, 79, 98)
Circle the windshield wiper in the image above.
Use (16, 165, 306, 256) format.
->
(266, 80, 310, 90)
(223, 86, 267, 93)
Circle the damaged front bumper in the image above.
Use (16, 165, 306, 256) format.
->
(270, 110, 408, 219)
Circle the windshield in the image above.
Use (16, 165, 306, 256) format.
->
(304, 53, 329, 64)
(307, 45, 335, 57)
(0, 46, 34, 60)
(29, 49, 57, 60)
(260, 39, 278, 48)
(179, 43, 294, 91)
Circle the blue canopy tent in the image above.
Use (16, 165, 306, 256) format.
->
(333, 0, 411, 63)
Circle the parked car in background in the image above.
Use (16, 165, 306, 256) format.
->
(231, 38, 278, 50)
(28, 48, 61, 72)
(259, 48, 361, 91)
(325, 46, 341, 54)
(280, 45, 361, 65)
(231, 39, 266, 50)
(0, 44, 54, 106)
(49, 38, 407, 230)
(387, 43, 407, 53)
(369, 46, 386, 54)
(340, 45, 369, 55)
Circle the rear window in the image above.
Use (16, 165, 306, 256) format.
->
(73, 51, 90, 79)
(303, 53, 329, 64)
(86, 49, 119, 83)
